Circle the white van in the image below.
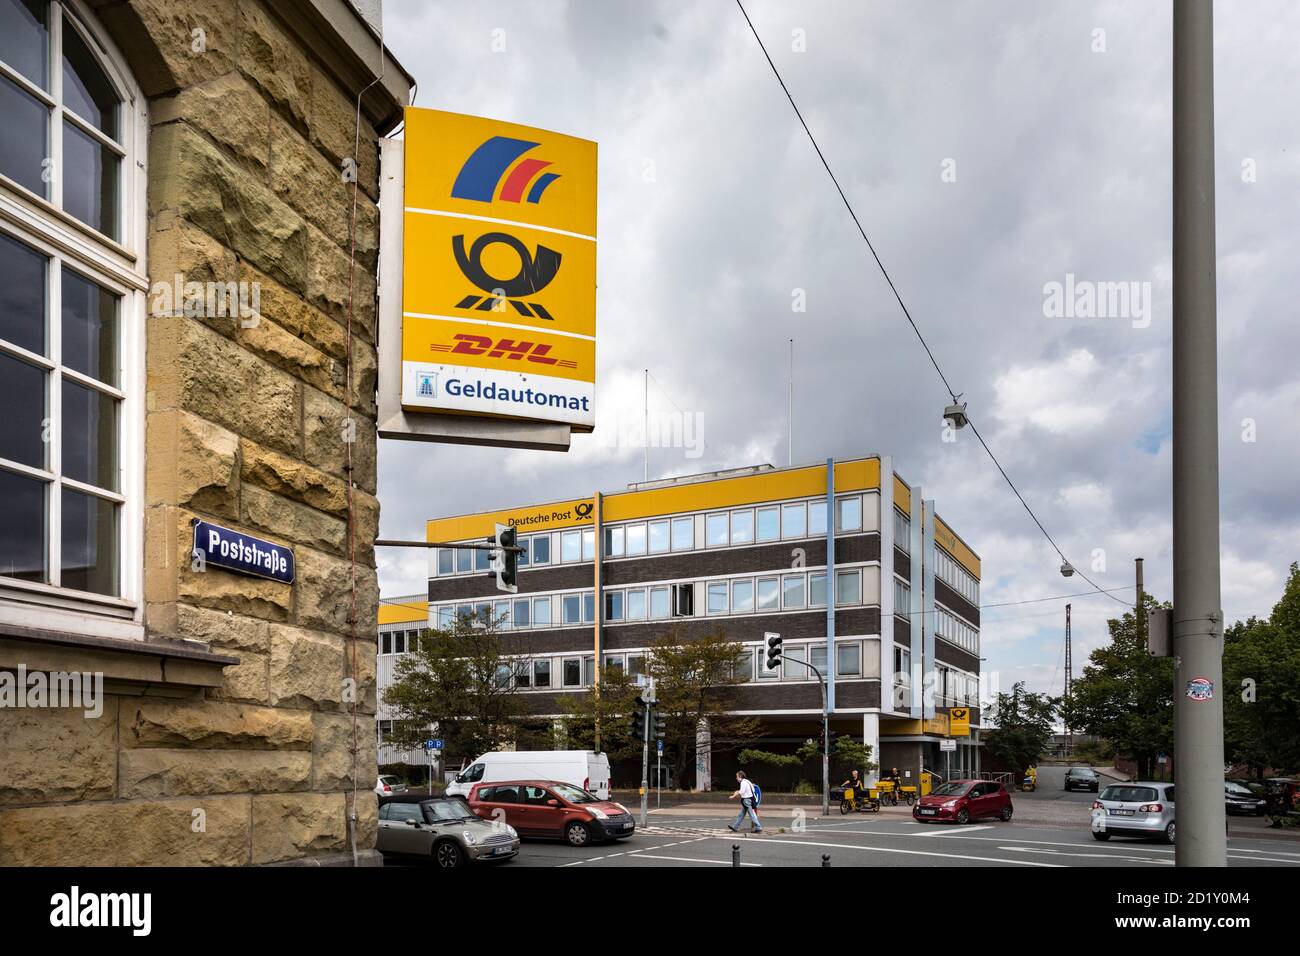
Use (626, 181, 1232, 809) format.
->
(446, 750, 611, 800)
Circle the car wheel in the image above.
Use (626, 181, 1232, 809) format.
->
(565, 821, 591, 847)
(1092, 831, 1111, 841)
(999, 805, 1013, 822)
(433, 840, 464, 869)
(956, 808, 970, 825)
(1164, 822, 1176, 845)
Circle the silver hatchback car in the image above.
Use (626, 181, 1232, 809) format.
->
(1091, 781, 1176, 844)
(377, 795, 520, 867)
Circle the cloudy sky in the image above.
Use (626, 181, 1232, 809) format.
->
(375, 0, 1300, 698)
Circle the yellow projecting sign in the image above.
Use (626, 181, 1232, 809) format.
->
(949, 706, 971, 738)
(400, 108, 597, 430)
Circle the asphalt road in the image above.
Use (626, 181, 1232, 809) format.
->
(393, 807, 1300, 869)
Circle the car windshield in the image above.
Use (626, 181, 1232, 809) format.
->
(1101, 786, 1158, 803)
(1068, 768, 1095, 776)
(548, 783, 598, 804)
(931, 782, 971, 797)
(425, 798, 475, 822)
(1225, 782, 1254, 796)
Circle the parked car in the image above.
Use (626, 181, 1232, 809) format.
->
(468, 780, 635, 846)
(913, 779, 1014, 825)
(1224, 780, 1267, 816)
(447, 750, 612, 800)
(376, 795, 519, 867)
(374, 774, 408, 797)
(1091, 782, 1175, 843)
(1064, 767, 1100, 792)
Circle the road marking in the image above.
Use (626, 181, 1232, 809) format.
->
(905, 832, 1300, 863)
(631, 853, 762, 866)
(1001, 846, 1172, 865)
(734, 837, 1063, 867)
(914, 825, 995, 837)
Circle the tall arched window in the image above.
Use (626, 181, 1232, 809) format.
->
(0, 0, 145, 638)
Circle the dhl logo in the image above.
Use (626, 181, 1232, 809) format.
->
(429, 334, 578, 369)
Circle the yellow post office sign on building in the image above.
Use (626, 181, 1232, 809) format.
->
(400, 108, 597, 430)
(949, 706, 971, 738)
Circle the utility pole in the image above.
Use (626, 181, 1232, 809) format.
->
(1172, 0, 1227, 866)
(1064, 603, 1072, 756)
(1136, 557, 1145, 641)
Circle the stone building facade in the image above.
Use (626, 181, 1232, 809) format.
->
(0, 0, 411, 864)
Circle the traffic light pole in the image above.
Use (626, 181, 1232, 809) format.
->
(782, 656, 830, 817)
(1172, 0, 1226, 867)
(640, 705, 650, 827)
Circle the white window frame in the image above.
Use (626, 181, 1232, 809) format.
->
(0, 0, 146, 641)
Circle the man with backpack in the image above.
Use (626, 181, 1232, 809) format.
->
(728, 770, 763, 833)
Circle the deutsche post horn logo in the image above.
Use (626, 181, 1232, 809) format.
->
(452, 232, 561, 320)
(575, 501, 594, 519)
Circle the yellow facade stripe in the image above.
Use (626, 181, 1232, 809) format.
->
(893, 474, 911, 514)
(426, 458, 883, 542)
(379, 601, 428, 626)
(935, 516, 981, 579)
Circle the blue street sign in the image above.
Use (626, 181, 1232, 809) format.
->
(192, 519, 294, 583)
(656, 739, 664, 754)
(425, 739, 443, 751)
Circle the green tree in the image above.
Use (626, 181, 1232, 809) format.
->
(1068, 594, 1173, 778)
(984, 682, 1058, 780)
(556, 665, 644, 763)
(1224, 563, 1300, 777)
(740, 735, 877, 792)
(381, 611, 526, 763)
(647, 627, 763, 787)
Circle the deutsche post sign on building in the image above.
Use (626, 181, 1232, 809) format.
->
(400, 108, 597, 431)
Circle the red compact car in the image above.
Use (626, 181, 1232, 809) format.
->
(913, 779, 1014, 824)
(468, 780, 636, 847)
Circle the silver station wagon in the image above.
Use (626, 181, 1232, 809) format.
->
(1091, 781, 1176, 844)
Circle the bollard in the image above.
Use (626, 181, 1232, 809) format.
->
(822, 853, 831, 867)
(732, 844, 741, 867)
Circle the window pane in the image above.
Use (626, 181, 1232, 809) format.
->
(62, 17, 118, 139)
(782, 502, 806, 538)
(604, 590, 623, 621)
(517, 536, 529, 566)
(561, 529, 580, 562)
(475, 548, 489, 571)
(809, 500, 827, 537)
(648, 519, 669, 553)
(456, 603, 471, 620)
(809, 571, 827, 607)
(583, 657, 594, 686)
(62, 120, 118, 238)
(811, 644, 827, 673)
(707, 581, 728, 615)
(626, 654, 644, 677)
(671, 516, 693, 551)
(0, 0, 48, 87)
(493, 600, 508, 626)
(730, 509, 754, 544)
(562, 594, 581, 624)
(437, 606, 453, 628)
(625, 588, 646, 620)
(838, 496, 863, 532)
(604, 525, 624, 557)
(0, 351, 46, 468)
(437, 549, 453, 575)
(512, 598, 530, 627)
(563, 659, 581, 687)
(782, 573, 806, 609)
(782, 643, 806, 680)
(582, 528, 594, 561)
(380, 632, 391, 654)
(61, 379, 117, 491)
(705, 512, 728, 547)
(533, 596, 551, 626)
(625, 522, 646, 555)
(0, 231, 47, 355)
(61, 486, 116, 594)
(837, 569, 862, 604)
(532, 534, 550, 565)
(582, 592, 594, 623)
(456, 547, 471, 572)
(0, 76, 48, 197)
(757, 576, 779, 611)
(0, 467, 45, 581)
(649, 586, 669, 619)
(533, 659, 550, 688)
(62, 269, 118, 386)
(756, 507, 779, 542)
(731, 579, 754, 612)
(837, 643, 861, 677)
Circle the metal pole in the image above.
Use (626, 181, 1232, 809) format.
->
(1172, 0, 1226, 867)
(640, 704, 650, 827)
(788, 339, 794, 467)
(656, 745, 661, 809)
(820, 675, 829, 818)
(1136, 557, 1145, 632)
(644, 369, 649, 483)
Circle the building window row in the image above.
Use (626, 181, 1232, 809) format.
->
(430, 493, 875, 576)
(935, 545, 980, 604)
(937, 664, 980, 708)
(893, 507, 910, 554)
(936, 604, 979, 655)
(893, 576, 911, 620)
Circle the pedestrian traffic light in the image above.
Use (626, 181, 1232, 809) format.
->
(653, 712, 666, 740)
(490, 523, 518, 593)
(764, 632, 783, 673)
(630, 699, 648, 739)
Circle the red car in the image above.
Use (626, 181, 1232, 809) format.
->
(913, 779, 1014, 824)
(468, 780, 636, 847)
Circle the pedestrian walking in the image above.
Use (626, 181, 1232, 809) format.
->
(727, 770, 763, 833)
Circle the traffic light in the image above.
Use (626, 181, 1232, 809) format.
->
(630, 699, 648, 739)
(653, 711, 666, 740)
(764, 632, 783, 673)
(489, 523, 518, 594)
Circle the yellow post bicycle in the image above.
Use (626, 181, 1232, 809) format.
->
(834, 785, 882, 814)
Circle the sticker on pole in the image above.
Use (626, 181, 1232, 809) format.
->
(1185, 677, 1214, 702)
